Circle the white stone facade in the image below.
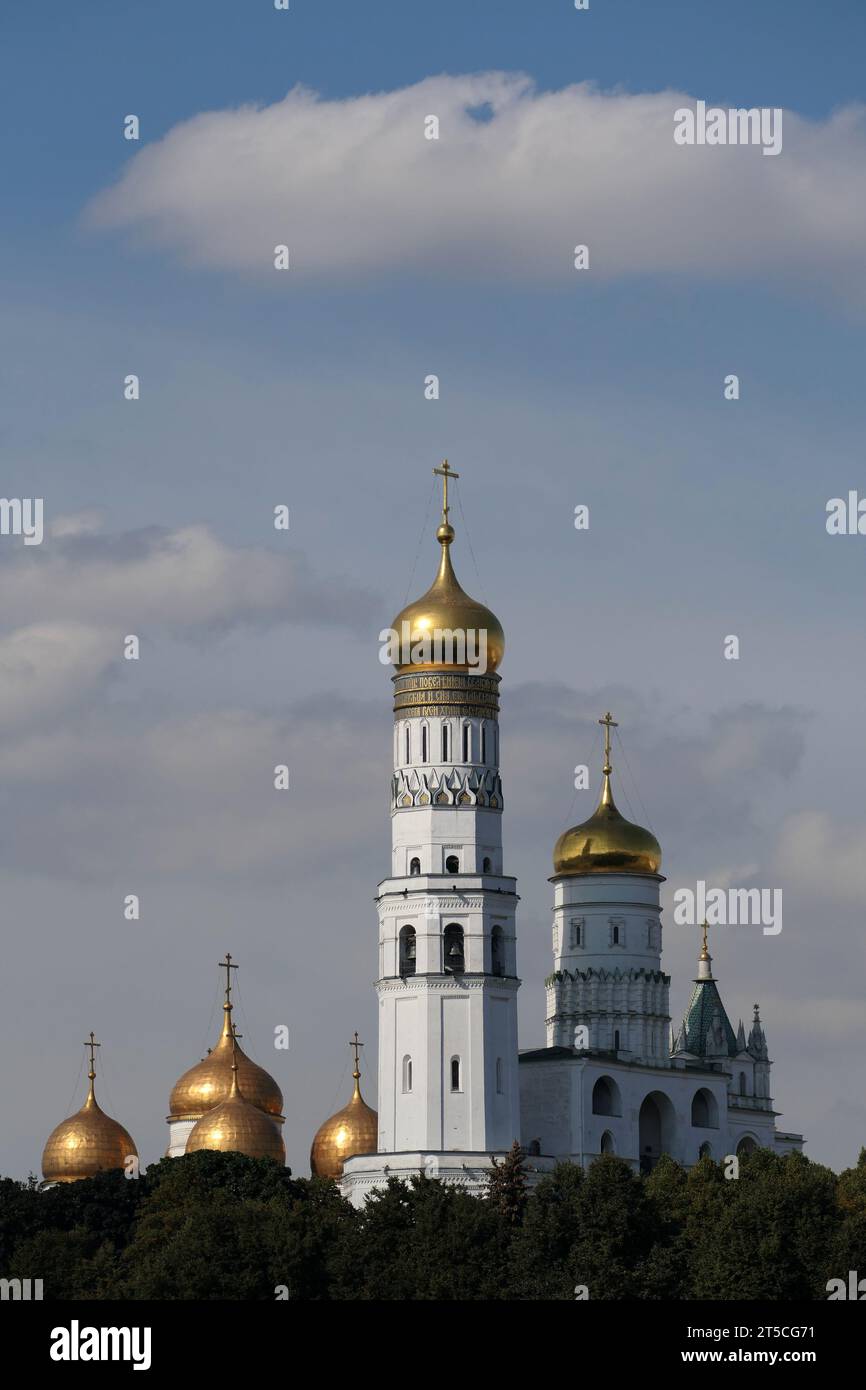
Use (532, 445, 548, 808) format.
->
(341, 692, 524, 1206)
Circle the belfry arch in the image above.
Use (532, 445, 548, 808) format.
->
(638, 1090, 676, 1173)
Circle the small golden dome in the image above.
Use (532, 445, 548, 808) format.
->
(186, 1064, 286, 1163)
(42, 1040, 137, 1184)
(554, 714, 662, 877)
(169, 1002, 283, 1122)
(390, 463, 504, 674)
(311, 1064, 378, 1181)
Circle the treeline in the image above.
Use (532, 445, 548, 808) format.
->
(1, 1145, 865, 1300)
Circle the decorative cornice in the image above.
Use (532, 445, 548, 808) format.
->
(376, 974, 520, 995)
(546, 966, 670, 987)
(392, 765, 503, 810)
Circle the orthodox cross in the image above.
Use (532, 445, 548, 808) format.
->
(599, 711, 618, 774)
(433, 460, 459, 525)
(219, 951, 238, 1005)
(349, 1031, 364, 1079)
(700, 920, 710, 960)
(83, 1031, 100, 1079)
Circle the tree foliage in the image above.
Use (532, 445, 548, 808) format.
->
(2, 1148, 864, 1300)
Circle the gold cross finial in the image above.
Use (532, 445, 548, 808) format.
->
(83, 1031, 100, 1080)
(219, 952, 238, 1005)
(349, 1031, 363, 1080)
(599, 711, 618, 775)
(700, 920, 710, 960)
(433, 460, 459, 526)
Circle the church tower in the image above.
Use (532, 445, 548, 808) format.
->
(341, 463, 521, 1203)
(547, 714, 670, 1066)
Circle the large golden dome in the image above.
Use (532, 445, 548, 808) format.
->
(185, 1065, 286, 1163)
(169, 1001, 284, 1122)
(42, 1043, 137, 1184)
(390, 464, 504, 675)
(310, 1063, 378, 1180)
(554, 715, 662, 877)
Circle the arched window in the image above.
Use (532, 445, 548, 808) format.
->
(491, 925, 505, 977)
(600, 1131, 615, 1155)
(591, 1076, 622, 1117)
(496, 1058, 503, 1094)
(691, 1087, 719, 1129)
(482, 856, 492, 874)
(613, 1029, 621, 1051)
(421, 724, 428, 763)
(404, 724, 410, 764)
(409, 856, 421, 876)
(699, 1141, 713, 1160)
(402, 1055, 413, 1093)
(450, 1056, 461, 1092)
(462, 723, 470, 763)
(481, 723, 487, 763)
(399, 925, 416, 977)
(443, 923, 464, 973)
(612, 923, 620, 945)
(442, 722, 450, 762)
(445, 854, 459, 874)
(737, 1135, 757, 1158)
(527, 1138, 541, 1156)
(739, 1071, 747, 1096)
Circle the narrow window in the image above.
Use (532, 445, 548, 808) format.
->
(404, 724, 410, 764)
(450, 1057, 461, 1091)
(739, 1071, 747, 1096)
(399, 925, 416, 976)
(612, 924, 619, 945)
(443, 923, 464, 973)
(442, 722, 450, 761)
(482, 856, 492, 874)
(496, 1058, 503, 1094)
(481, 723, 487, 763)
(421, 725, 428, 763)
(409, 856, 421, 876)
(614, 1029, 621, 1051)
(462, 723, 470, 763)
(402, 1055, 413, 1093)
(491, 925, 505, 977)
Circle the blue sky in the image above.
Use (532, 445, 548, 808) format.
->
(2, 1, 866, 1179)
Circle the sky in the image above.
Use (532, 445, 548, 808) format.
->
(1, 0, 865, 1179)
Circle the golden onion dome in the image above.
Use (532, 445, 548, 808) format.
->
(42, 1051, 137, 1185)
(391, 463, 504, 675)
(310, 1064, 378, 1180)
(554, 716, 662, 877)
(169, 1001, 284, 1122)
(185, 1064, 286, 1163)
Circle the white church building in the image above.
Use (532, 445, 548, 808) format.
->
(340, 466, 803, 1204)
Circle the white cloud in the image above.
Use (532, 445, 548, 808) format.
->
(774, 810, 866, 905)
(0, 523, 376, 633)
(0, 623, 115, 726)
(87, 74, 866, 298)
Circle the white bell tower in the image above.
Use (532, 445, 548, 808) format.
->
(341, 463, 521, 1205)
